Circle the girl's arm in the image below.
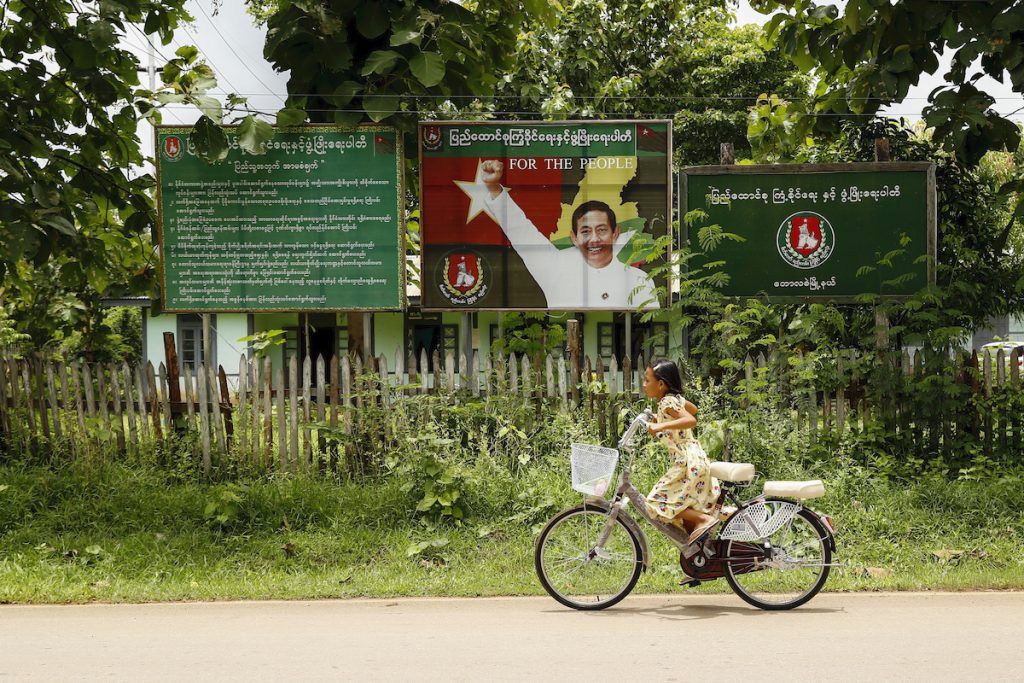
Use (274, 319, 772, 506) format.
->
(647, 404, 696, 434)
(684, 399, 698, 415)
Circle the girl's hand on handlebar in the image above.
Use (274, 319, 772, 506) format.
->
(645, 421, 662, 435)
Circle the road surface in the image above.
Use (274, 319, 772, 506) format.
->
(2, 593, 1021, 681)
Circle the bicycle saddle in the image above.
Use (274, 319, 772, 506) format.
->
(710, 461, 755, 482)
(763, 480, 826, 499)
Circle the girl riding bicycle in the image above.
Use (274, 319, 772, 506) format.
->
(642, 359, 721, 545)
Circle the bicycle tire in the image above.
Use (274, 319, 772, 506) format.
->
(723, 504, 832, 611)
(535, 505, 643, 611)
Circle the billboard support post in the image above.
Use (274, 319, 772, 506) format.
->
(625, 313, 632, 361)
(202, 314, 211, 370)
(363, 313, 373, 364)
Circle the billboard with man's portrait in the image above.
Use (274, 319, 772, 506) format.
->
(419, 121, 671, 310)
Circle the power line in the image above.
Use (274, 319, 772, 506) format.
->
(152, 105, 1024, 119)
(179, 91, 1024, 103)
(192, 0, 284, 104)
(178, 23, 245, 95)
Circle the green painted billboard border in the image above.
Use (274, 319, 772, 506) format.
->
(416, 119, 674, 312)
(681, 161, 937, 303)
(154, 124, 406, 313)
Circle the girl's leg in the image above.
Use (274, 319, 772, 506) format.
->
(678, 507, 714, 528)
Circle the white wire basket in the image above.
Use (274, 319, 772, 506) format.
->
(570, 443, 619, 496)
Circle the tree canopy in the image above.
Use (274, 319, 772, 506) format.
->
(752, 0, 1023, 165)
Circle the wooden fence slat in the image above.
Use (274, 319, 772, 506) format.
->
(316, 355, 326, 472)
(8, 359, 25, 449)
(218, 365, 233, 444)
(622, 355, 632, 397)
(546, 354, 555, 398)
(608, 354, 619, 395)
(46, 361, 62, 442)
(146, 362, 162, 440)
(108, 363, 124, 452)
(509, 354, 519, 395)
(157, 363, 171, 432)
(82, 362, 96, 425)
(983, 349, 993, 456)
(134, 365, 149, 441)
(21, 361, 37, 443)
(263, 357, 273, 460)
(997, 349, 1007, 454)
(209, 365, 225, 454)
(183, 364, 196, 426)
(1012, 349, 1022, 453)
(302, 355, 312, 471)
(329, 354, 340, 473)
(289, 355, 299, 470)
(197, 363, 211, 476)
(275, 363, 286, 470)
(836, 352, 846, 434)
(97, 364, 112, 442)
(0, 358, 9, 439)
(557, 355, 567, 412)
(122, 362, 138, 451)
(34, 358, 50, 441)
(250, 356, 262, 464)
(378, 353, 389, 405)
(237, 356, 248, 460)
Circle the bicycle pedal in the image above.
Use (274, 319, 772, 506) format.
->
(679, 579, 702, 588)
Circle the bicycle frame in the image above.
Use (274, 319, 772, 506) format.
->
(589, 411, 828, 572)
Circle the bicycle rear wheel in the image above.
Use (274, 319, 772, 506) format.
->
(535, 506, 643, 611)
(724, 506, 831, 610)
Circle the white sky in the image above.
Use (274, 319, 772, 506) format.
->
(125, 0, 1024, 150)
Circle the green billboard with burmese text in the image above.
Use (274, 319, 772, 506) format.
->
(684, 162, 936, 301)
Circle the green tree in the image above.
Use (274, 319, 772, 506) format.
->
(256, 0, 551, 129)
(0, 0, 189, 287)
(495, 0, 808, 164)
(751, 1, 1023, 166)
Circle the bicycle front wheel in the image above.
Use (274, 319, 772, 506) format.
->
(535, 506, 643, 611)
(724, 505, 832, 611)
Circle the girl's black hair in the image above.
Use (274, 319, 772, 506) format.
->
(649, 358, 683, 396)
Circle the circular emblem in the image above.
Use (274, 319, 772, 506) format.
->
(437, 250, 489, 306)
(776, 211, 835, 270)
(162, 135, 184, 162)
(422, 125, 443, 152)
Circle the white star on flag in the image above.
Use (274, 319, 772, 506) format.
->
(453, 161, 501, 223)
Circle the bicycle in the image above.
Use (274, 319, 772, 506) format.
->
(535, 409, 837, 611)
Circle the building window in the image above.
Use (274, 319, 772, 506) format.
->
(597, 315, 668, 364)
(178, 314, 215, 372)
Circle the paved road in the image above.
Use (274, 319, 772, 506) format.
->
(2, 593, 1022, 681)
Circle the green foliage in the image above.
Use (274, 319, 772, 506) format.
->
(491, 313, 567, 357)
(495, 2, 808, 165)
(237, 329, 286, 358)
(753, 0, 1024, 223)
(256, 0, 543, 130)
(399, 432, 468, 524)
(204, 483, 249, 528)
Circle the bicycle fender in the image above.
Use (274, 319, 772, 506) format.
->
(580, 498, 651, 571)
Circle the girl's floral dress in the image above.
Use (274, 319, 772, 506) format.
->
(644, 394, 721, 523)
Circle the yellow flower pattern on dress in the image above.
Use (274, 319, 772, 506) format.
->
(644, 394, 721, 523)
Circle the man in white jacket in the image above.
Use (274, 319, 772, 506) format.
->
(479, 160, 659, 309)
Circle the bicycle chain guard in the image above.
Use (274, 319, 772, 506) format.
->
(679, 540, 769, 580)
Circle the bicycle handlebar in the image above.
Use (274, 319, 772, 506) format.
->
(618, 409, 654, 449)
